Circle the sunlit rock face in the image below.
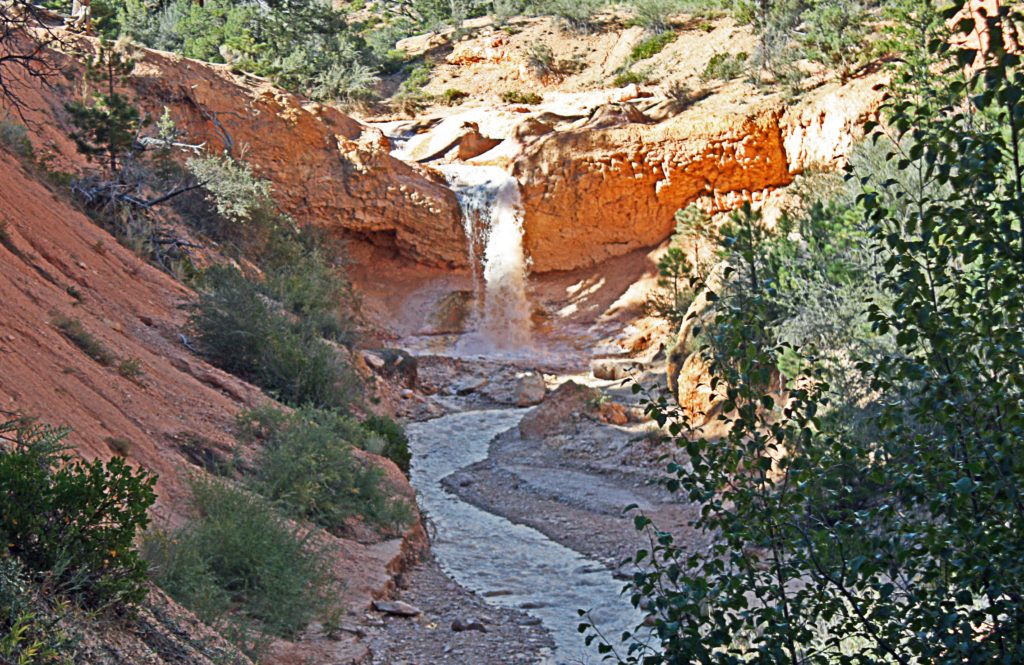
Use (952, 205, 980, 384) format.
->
(514, 76, 884, 273)
(128, 51, 468, 268)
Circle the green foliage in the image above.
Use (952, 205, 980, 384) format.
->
(65, 41, 143, 175)
(646, 205, 716, 325)
(0, 120, 34, 161)
(51, 316, 116, 367)
(0, 559, 75, 665)
(629, 31, 675, 61)
(144, 477, 330, 641)
(0, 419, 156, 608)
(116, 0, 383, 102)
(700, 50, 748, 81)
(500, 90, 543, 104)
(798, 0, 871, 80)
(116, 356, 144, 381)
(627, 0, 681, 31)
(393, 62, 434, 112)
(612, 67, 653, 87)
(586, 2, 1024, 660)
(540, 0, 603, 31)
(186, 154, 273, 226)
(238, 405, 414, 534)
(441, 88, 470, 105)
(188, 265, 359, 410)
(361, 414, 412, 475)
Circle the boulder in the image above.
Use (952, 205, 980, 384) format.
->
(372, 600, 421, 617)
(457, 130, 503, 160)
(591, 358, 642, 381)
(515, 372, 546, 407)
(598, 401, 629, 425)
(518, 381, 598, 439)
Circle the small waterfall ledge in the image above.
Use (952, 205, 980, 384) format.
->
(435, 164, 533, 354)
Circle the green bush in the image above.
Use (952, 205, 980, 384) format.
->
(51, 316, 116, 367)
(613, 67, 653, 87)
(539, 0, 604, 31)
(700, 50, 748, 81)
(0, 419, 156, 607)
(189, 266, 359, 410)
(258, 230, 358, 345)
(362, 415, 412, 475)
(0, 120, 34, 161)
(500, 90, 543, 104)
(587, 5, 1024, 660)
(144, 477, 330, 640)
(798, 0, 871, 80)
(629, 30, 676, 61)
(0, 558, 75, 665)
(393, 62, 434, 112)
(239, 405, 414, 534)
(441, 88, 470, 105)
(186, 154, 273, 227)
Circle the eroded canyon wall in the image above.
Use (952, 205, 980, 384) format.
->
(515, 76, 885, 273)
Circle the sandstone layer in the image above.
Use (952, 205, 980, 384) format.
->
(514, 76, 885, 272)
(14, 31, 467, 268)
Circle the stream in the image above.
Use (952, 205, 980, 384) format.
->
(407, 408, 642, 665)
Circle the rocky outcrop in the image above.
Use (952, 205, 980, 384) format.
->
(128, 50, 466, 268)
(14, 32, 467, 269)
(513, 78, 884, 272)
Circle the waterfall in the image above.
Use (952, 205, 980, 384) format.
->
(436, 164, 533, 352)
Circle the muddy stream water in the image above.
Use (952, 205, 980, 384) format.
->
(407, 408, 642, 665)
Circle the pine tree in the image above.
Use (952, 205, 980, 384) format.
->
(65, 40, 142, 176)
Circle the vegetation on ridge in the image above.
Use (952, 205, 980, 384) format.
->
(591, 0, 1024, 661)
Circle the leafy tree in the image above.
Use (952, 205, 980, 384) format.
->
(585, 1, 1024, 660)
(65, 40, 143, 175)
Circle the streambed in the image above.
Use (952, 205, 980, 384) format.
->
(407, 408, 642, 665)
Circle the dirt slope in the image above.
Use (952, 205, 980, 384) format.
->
(0, 151, 425, 663)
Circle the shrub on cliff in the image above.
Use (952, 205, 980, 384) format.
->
(0, 558, 76, 664)
(0, 418, 157, 608)
(238, 405, 414, 535)
(144, 477, 331, 644)
(189, 265, 359, 410)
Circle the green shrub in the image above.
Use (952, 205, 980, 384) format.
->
(540, 0, 604, 31)
(259, 230, 358, 345)
(613, 67, 653, 87)
(0, 419, 157, 607)
(627, 0, 682, 31)
(0, 120, 34, 161)
(238, 406, 414, 534)
(117, 356, 144, 381)
(500, 90, 543, 104)
(393, 62, 434, 112)
(798, 0, 871, 80)
(144, 478, 330, 640)
(189, 266, 359, 410)
(362, 415, 411, 475)
(51, 316, 116, 367)
(0, 559, 75, 665)
(185, 154, 274, 227)
(441, 88, 470, 105)
(700, 50, 748, 81)
(629, 30, 676, 61)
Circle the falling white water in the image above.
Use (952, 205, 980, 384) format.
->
(436, 164, 533, 353)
